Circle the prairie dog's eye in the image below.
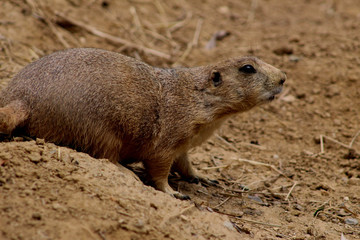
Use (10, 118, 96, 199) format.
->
(211, 70, 222, 87)
(212, 72, 222, 87)
(239, 64, 256, 74)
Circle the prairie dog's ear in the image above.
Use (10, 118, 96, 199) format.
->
(210, 69, 222, 87)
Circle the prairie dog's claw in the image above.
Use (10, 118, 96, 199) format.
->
(186, 176, 219, 187)
(173, 192, 191, 200)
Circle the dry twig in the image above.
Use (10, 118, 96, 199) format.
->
(143, 28, 178, 48)
(215, 134, 266, 151)
(57, 146, 61, 161)
(349, 130, 360, 148)
(319, 133, 360, 153)
(173, 18, 203, 65)
(192, 18, 202, 47)
(320, 134, 325, 153)
(168, 12, 193, 33)
(246, 0, 258, 24)
(201, 165, 231, 170)
(160, 204, 195, 227)
(285, 181, 298, 201)
(218, 192, 244, 198)
(235, 158, 288, 179)
(213, 209, 281, 227)
(154, 0, 172, 39)
(129, 6, 147, 43)
(55, 12, 171, 60)
(25, 0, 70, 48)
(0, 40, 13, 64)
(215, 134, 241, 152)
(213, 196, 231, 209)
(236, 218, 281, 228)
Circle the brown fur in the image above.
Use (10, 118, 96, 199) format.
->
(0, 48, 286, 199)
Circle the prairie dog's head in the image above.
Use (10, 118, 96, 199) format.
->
(200, 56, 286, 115)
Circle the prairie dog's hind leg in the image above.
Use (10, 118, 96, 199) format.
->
(171, 153, 197, 182)
(0, 100, 30, 134)
(172, 153, 219, 186)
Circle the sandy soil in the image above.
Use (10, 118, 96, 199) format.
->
(0, 0, 359, 239)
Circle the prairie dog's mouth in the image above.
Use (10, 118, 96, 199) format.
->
(268, 95, 275, 101)
(261, 86, 283, 102)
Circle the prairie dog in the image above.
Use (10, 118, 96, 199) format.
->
(0, 48, 286, 199)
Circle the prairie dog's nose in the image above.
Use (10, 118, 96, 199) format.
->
(279, 72, 286, 85)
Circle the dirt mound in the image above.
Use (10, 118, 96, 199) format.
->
(0, 0, 359, 239)
(0, 140, 239, 239)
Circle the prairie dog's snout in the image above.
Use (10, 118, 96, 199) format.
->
(249, 59, 286, 103)
(279, 72, 287, 85)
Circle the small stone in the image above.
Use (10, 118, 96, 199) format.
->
(289, 35, 300, 43)
(134, 220, 144, 229)
(180, 215, 189, 221)
(28, 153, 42, 163)
(49, 196, 57, 201)
(36, 138, 45, 145)
(337, 209, 350, 217)
(52, 203, 67, 212)
(0, 152, 11, 160)
(307, 227, 316, 236)
(24, 189, 32, 196)
(311, 88, 321, 94)
(15, 172, 23, 178)
(150, 202, 158, 210)
(223, 220, 235, 231)
(243, 208, 262, 216)
(32, 213, 42, 220)
(314, 183, 332, 191)
(301, 150, 314, 156)
(348, 74, 357, 82)
(218, 6, 230, 15)
(248, 195, 263, 204)
(32, 171, 40, 179)
(344, 149, 360, 160)
(325, 85, 340, 98)
(333, 119, 341, 126)
(13, 137, 24, 142)
(313, 136, 321, 144)
(345, 218, 358, 225)
(296, 92, 306, 99)
(291, 210, 301, 216)
(204, 145, 211, 151)
(289, 55, 300, 62)
(348, 178, 360, 185)
(306, 96, 315, 104)
(56, 172, 65, 179)
(273, 46, 293, 55)
(282, 95, 296, 103)
(0, 178, 6, 186)
(293, 204, 304, 211)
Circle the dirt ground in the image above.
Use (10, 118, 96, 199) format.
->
(0, 0, 359, 239)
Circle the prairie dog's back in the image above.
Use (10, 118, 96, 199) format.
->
(1, 48, 161, 160)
